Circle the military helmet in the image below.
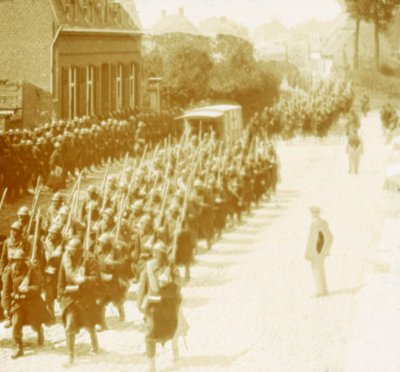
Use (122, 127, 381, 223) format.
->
(87, 185, 98, 194)
(11, 221, 24, 232)
(132, 200, 144, 211)
(103, 208, 114, 217)
(59, 205, 71, 216)
(51, 192, 63, 202)
(66, 238, 82, 251)
(153, 241, 168, 255)
(98, 232, 113, 245)
(17, 206, 30, 216)
(48, 224, 62, 235)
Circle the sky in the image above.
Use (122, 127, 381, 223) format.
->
(135, 0, 343, 29)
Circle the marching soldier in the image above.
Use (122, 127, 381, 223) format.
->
(42, 224, 64, 322)
(95, 233, 129, 330)
(137, 241, 182, 372)
(58, 238, 101, 364)
(1, 248, 52, 359)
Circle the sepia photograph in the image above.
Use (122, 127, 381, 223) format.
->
(0, 0, 399, 371)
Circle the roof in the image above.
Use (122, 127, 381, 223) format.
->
(50, 0, 141, 32)
(177, 104, 242, 120)
(199, 17, 249, 40)
(177, 111, 224, 120)
(150, 10, 199, 35)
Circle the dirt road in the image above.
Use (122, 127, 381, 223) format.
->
(1, 111, 397, 372)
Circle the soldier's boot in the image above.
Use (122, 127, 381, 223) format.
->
(37, 326, 44, 346)
(4, 316, 11, 329)
(116, 303, 125, 322)
(66, 333, 75, 364)
(88, 328, 99, 354)
(147, 357, 156, 372)
(11, 339, 24, 359)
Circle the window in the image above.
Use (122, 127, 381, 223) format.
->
(68, 67, 77, 119)
(86, 65, 95, 115)
(129, 63, 136, 109)
(116, 63, 123, 111)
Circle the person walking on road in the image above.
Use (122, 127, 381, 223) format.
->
(346, 130, 364, 175)
(304, 206, 333, 297)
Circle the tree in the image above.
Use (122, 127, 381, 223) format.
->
(363, 0, 400, 69)
(342, 0, 370, 69)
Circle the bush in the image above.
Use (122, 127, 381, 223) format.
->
(351, 68, 400, 98)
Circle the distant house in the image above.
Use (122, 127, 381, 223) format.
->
(199, 16, 249, 40)
(0, 0, 142, 128)
(321, 14, 394, 71)
(149, 8, 200, 35)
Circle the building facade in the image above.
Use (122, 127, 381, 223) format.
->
(0, 0, 142, 128)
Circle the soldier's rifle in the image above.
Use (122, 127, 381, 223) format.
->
(0, 188, 7, 214)
(138, 144, 148, 171)
(83, 203, 92, 251)
(100, 157, 111, 196)
(27, 181, 42, 236)
(155, 180, 170, 229)
(20, 208, 41, 290)
(117, 152, 129, 186)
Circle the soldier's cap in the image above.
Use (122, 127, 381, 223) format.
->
(51, 192, 63, 202)
(11, 221, 24, 232)
(153, 241, 168, 255)
(48, 224, 62, 234)
(193, 179, 203, 188)
(309, 206, 321, 214)
(66, 238, 82, 250)
(98, 232, 113, 245)
(17, 206, 30, 216)
(10, 248, 26, 260)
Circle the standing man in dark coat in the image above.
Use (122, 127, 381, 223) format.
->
(57, 238, 101, 364)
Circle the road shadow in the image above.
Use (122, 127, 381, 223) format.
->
(187, 276, 230, 288)
(183, 296, 210, 309)
(211, 248, 251, 256)
(164, 348, 250, 370)
(194, 259, 235, 269)
(328, 285, 364, 297)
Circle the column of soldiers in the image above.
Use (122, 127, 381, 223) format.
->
(248, 80, 354, 139)
(0, 129, 279, 371)
(0, 108, 181, 202)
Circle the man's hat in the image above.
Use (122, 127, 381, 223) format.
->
(309, 206, 321, 214)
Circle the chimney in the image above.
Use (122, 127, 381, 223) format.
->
(161, 9, 166, 18)
(178, 7, 184, 17)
